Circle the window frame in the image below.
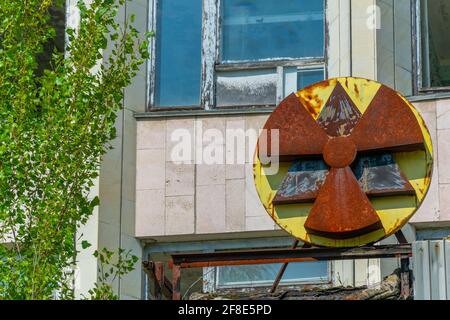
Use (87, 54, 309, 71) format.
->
(216, 0, 326, 65)
(213, 261, 331, 290)
(414, 0, 450, 94)
(147, 0, 328, 111)
(147, 0, 205, 111)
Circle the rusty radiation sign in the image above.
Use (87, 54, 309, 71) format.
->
(254, 77, 433, 247)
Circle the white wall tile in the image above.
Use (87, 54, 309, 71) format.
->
(437, 100, 450, 130)
(136, 149, 165, 190)
(196, 185, 226, 234)
(165, 196, 195, 235)
(165, 162, 195, 196)
(136, 189, 165, 237)
(438, 129, 450, 184)
(439, 184, 450, 222)
(137, 120, 166, 150)
(226, 179, 245, 232)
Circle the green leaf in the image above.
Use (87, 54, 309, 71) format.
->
(90, 196, 100, 208)
(81, 240, 92, 250)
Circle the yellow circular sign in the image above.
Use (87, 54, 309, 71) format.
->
(254, 77, 433, 247)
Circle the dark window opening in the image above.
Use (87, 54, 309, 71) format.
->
(37, 4, 66, 76)
(421, 0, 450, 88)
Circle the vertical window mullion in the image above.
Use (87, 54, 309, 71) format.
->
(147, 0, 158, 109)
(276, 66, 284, 104)
(201, 0, 219, 110)
(215, 0, 222, 65)
(421, 0, 431, 88)
(283, 66, 298, 98)
(412, 0, 420, 95)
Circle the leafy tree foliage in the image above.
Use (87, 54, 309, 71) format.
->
(85, 248, 139, 300)
(0, 0, 148, 299)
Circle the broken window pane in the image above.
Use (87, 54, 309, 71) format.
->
(220, 0, 324, 63)
(216, 69, 277, 107)
(155, 0, 202, 106)
(217, 261, 328, 287)
(421, 0, 450, 88)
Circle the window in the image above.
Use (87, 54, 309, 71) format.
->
(216, 0, 325, 108)
(216, 69, 278, 107)
(148, 0, 325, 109)
(154, 0, 203, 107)
(220, 0, 324, 63)
(420, 0, 450, 89)
(216, 261, 329, 288)
(283, 66, 325, 97)
(297, 67, 325, 90)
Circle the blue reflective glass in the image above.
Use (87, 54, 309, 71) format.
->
(155, 0, 202, 107)
(297, 68, 324, 90)
(283, 261, 328, 281)
(217, 261, 328, 286)
(221, 0, 324, 62)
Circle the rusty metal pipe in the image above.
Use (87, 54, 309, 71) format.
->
(168, 244, 412, 269)
(269, 239, 304, 294)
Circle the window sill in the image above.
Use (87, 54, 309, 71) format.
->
(135, 91, 450, 120)
(407, 91, 450, 102)
(135, 106, 275, 119)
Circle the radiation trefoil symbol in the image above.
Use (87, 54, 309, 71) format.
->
(254, 78, 433, 247)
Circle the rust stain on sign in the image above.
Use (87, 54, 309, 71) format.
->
(354, 84, 360, 97)
(351, 85, 425, 153)
(261, 94, 328, 160)
(298, 92, 323, 118)
(254, 77, 434, 247)
(316, 83, 362, 137)
(297, 79, 332, 119)
(304, 167, 383, 239)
